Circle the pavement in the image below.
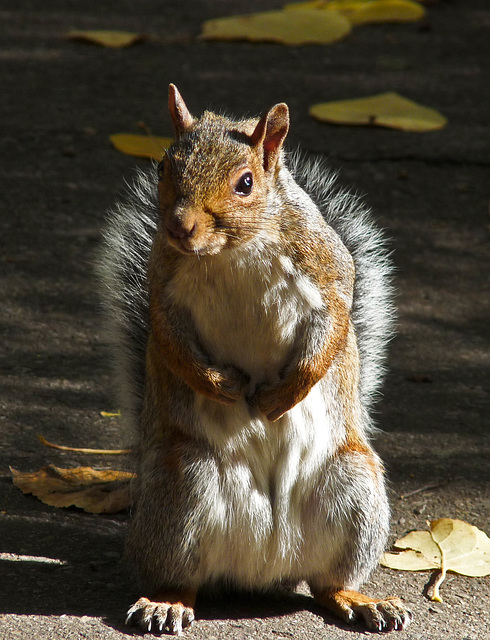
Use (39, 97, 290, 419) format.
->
(0, 1, 489, 639)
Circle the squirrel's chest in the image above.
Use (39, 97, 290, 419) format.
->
(169, 251, 323, 381)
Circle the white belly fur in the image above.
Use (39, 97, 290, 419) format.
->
(194, 380, 351, 586)
(169, 245, 349, 585)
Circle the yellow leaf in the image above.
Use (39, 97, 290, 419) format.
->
(343, 0, 426, 25)
(381, 518, 490, 601)
(284, 0, 425, 25)
(110, 133, 173, 160)
(285, 0, 370, 16)
(309, 92, 447, 132)
(431, 518, 490, 578)
(66, 30, 146, 48)
(11, 465, 134, 514)
(38, 434, 129, 455)
(200, 10, 352, 46)
(284, 1, 331, 9)
(381, 548, 439, 572)
(381, 531, 440, 571)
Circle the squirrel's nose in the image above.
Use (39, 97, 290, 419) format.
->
(166, 218, 197, 240)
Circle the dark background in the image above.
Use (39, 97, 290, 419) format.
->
(0, 2, 488, 639)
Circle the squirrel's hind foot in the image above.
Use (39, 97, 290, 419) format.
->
(126, 595, 195, 636)
(311, 588, 412, 633)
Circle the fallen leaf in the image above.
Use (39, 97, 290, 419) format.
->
(38, 434, 130, 455)
(284, 0, 329, 9)
(11, 465, 134, 514)
(0, 552, 67, 566)
(100, 410, 121, 418)
(110, 133, 173, 160)
(384, 530, 441, 570)
(430, 519, 490, 578)
(100, 411, 121, 418)
(381, 518, 490, 601)
(200, 9, 352, 46)
(309, 91, 447, 131)
(66, 30, 147, 48)
(343, 0, 425, 24)
(285, 0, 425, 25)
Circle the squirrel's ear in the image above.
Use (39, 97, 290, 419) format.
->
(168, 84, 195, 137)
(251, 103, 289, 172)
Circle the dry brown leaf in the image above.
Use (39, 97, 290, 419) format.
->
(381, 518, 490, 601)
(66, 30, 147, 48)
(11, 465, 134, 514)
(309, 92, 447, 131)
(200, 9, 352, 46)
(110, 133, 173, 160)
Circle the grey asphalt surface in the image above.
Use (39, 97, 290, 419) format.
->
(0, 2, 489, 639)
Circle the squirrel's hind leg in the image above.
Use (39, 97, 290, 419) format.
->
(309, 587, 412, 632)
(305, 444, 412, 633)
(124, 430, 205, 635)
(126, 589, 196, 635)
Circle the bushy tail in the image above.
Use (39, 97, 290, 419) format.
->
(291, 153, 396, 418)
(96, 169, 159, 426)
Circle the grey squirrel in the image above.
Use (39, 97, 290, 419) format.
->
(98, 84, 411, 634)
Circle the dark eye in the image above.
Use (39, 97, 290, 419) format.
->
(157, 161, 165, 180)
(234, 171, 253, 196)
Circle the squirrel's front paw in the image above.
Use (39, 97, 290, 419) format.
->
(250, 383, 299, 422)
(211, 366, 249, 404)
(126, 596, 195, 635)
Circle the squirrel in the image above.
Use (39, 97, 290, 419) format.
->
(97, 84, 412, 635)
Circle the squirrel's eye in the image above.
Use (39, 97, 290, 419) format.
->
(234, 171, 253, 196)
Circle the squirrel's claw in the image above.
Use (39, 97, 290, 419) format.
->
(312, 588, 412, 633)
(126, 597, 195, 635)
(354, 598, 413, 632)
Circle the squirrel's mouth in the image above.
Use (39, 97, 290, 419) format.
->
(167, 233, 224, 257)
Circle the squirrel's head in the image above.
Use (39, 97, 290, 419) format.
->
(157, 84, 289, 256)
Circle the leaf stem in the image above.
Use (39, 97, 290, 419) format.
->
(431, 566, 446, 602)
